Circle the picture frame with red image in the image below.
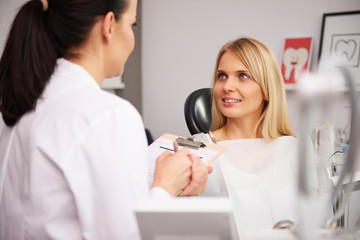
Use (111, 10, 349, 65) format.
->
(280, 37, 313, 84)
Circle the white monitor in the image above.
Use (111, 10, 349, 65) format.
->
(134, 197, 239, 240)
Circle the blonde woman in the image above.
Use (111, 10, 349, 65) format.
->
(194, 37, 317, 238)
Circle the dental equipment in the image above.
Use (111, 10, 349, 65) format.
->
(296, 61, 360, 239)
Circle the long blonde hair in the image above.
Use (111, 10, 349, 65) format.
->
(210, 37, 294, 140)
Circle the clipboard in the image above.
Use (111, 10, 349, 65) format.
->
(150, 133, 227, 166)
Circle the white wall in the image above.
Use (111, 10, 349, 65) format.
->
(142, 0, 360, 139)
(0, 0, 25, 53)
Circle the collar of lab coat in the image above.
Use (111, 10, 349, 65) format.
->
(55, 58, 101, 90)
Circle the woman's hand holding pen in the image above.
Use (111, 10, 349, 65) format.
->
(152, 147, 192, 197)
(152, 141, 213, 197)
(173, 141, 213, 196)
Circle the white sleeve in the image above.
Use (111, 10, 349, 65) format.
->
(60, 104, 148, 240)
(149, 187, 171, 199)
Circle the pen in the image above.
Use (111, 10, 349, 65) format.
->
(173, 141, 179, 152)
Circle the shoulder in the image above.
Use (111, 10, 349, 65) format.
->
(47, 58, 142, 123)
(31, 87, 143, 146)
(258, 136, 298, 158)
(276, 135, 314, 152)
(73, 91, 143, 134)
(46, 83, 140, 124)
(96, 90, 141, 120)
(274, 136, 298, 151)
(276, 135, 298, 144)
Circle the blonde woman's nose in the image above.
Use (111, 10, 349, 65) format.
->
(223, 77, 236, 92)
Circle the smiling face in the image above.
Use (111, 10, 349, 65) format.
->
(213, 51, 265, 125)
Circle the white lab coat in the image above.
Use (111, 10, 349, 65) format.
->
(194, 133, 318, 239)
(0, 59, 168, 240)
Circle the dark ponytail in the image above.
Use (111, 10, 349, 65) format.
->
(0, 0, 128, 127)
(0, 1, 56, 126)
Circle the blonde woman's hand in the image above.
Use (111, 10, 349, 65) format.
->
(179, 153, 213, 196)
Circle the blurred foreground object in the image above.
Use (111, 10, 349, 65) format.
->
(295, 58, 360, 239)
(135, 197, 239, 240)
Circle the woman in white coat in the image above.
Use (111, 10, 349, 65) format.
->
(0, 0, 210, 239)
(194, 37, 317, 239)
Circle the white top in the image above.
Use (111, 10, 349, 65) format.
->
(194, 133, 318, 239)
(0, 59, 168, 240)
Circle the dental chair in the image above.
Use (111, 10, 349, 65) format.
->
(184, 88, 212, 135)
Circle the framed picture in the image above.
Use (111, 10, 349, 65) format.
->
(319, 11, 360, 82)
(281, 37, 313, 84)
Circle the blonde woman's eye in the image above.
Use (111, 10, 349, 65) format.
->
(217, 73, 227, 80)
(240, 73, 249, 79)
